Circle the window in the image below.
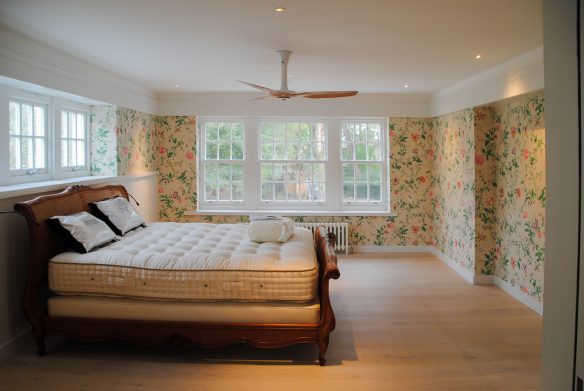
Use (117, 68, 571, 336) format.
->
(57, 106, 89, 174)
(340, 121, 383, 203)
(259, 120, 327, 203)
(1, 86, 90, 185)
(9, 100, 48, 175)
(198, 117, 389, 213)
(201, 121, 245, 202)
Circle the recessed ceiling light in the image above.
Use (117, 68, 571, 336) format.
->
(175, 84, 180, 87)
(475, 54, 481, 60)
(403, 84, 409, 88)
(275, 7, 286, 12)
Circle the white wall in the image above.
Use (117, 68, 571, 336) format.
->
(431, 47, 544, 116)
(0, 173, 158, 362)
(0, 26, 157, 115)
(541, 0, 579, 389)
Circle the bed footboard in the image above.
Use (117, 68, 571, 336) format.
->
(14, 185, 341, 365)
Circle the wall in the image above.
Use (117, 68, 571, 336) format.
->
(90, 105, 117, 176)
(432, 109, 476, 272)
(475, 92, 546, 301)
(541, 0, 580, 388)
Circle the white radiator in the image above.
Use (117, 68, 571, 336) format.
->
(295, 222, 350, 254)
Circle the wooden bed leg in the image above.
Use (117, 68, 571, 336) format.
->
(35, 333, 46, 356)
(318, 336, 329, 366)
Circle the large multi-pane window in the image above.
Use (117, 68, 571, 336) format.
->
(1, 86, 90, 185)
(198, 117, 388, 213)
(259, 120, 327, 203)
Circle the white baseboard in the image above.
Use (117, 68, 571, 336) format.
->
(351, 245, 434, 253)
(494, 277, 543, 315)
(427, 247, 476, 284)
(0, 327, 30, 362)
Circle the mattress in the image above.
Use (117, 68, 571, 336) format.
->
(48, 296, 320, 324)
(49, 222, 318, 302)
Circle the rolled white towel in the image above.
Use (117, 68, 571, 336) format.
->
(247, 217, 295, 243)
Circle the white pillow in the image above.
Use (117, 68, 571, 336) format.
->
(247, 218, 295, 243)
(50, 211, 117, 253)
(92, 196, 146, 235)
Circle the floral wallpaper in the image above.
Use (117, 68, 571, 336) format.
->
(154, 116, 198, 220)
(115, 107, 156, 175)
(475, 91, 545, 301)
(88, 91, 545, 304)
(474, 106, 499, 276)
(89, 105, 117, 176)
(432, 109, 476, 272)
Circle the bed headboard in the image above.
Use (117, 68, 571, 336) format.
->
(14, 185, 129, 320)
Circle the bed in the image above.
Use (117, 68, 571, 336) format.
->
(15, 184, 340, 365)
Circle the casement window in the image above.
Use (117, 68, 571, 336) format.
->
(197, 117, 389, 213)
(1, 86, 90, 185)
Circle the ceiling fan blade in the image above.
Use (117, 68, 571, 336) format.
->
(299, 91, 359, 99)
(237, 80, 274, 93)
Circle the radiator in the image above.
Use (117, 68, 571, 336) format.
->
(295, 222, 350, 254)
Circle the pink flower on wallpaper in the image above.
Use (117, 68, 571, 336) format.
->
(411, 226, 420, 234)
(427, 191, 434, 198)
(511, 258, 516, 269)
(475, 154, 486, 166)
(523, 211, 528, 219)
(389, 130, 395, 138)
(511, 127, 517, 137)
(185, 151, 194, 160)
(427, 148, 435, 157)
(392, 177, 399, 186)
(122, 146, 129, 156)
(158, 187, 164, 194)
(515, 188, 522, 198)
(411, 133, 420, 142)
(412, 148, 419, 155)
(456, 181, 461, 189)
(418, 176, 426, 183)
(459, 148, 467, 158)
(520, 286, 529, 294)
(159, 146, 167, 155)
(512, 148, 517, 156)
(522, 149, 530, 160)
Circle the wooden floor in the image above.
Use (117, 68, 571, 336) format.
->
(0, 253, 542, 390)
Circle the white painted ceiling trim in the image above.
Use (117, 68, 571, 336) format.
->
(155, 92, 432, 118)
(0, 26, 157, 114)
(430, 47, 544, 116)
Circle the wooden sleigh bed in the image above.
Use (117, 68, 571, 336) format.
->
(14, 184, 340, 365)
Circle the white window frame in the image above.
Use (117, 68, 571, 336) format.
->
(0, 85, 91, 186)
(54, 99, 91, 178)
(197, 116, 389, 213)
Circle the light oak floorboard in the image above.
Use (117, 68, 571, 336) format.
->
(0, 253, 542, 390)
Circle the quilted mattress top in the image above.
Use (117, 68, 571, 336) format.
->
(50, 222, 317, 272)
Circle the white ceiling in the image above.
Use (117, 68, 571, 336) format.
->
(0, 0, 543, 95)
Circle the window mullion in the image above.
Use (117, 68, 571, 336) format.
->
(328, 118, 340, 210)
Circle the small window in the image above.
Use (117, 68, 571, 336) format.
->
(59, 108, 88, 171)
(340, 120, 384, 203)
(9, 99, 48, 176)
(201, 120, 245, 203)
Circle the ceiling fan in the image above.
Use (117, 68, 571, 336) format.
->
(238, 50, 358, 101)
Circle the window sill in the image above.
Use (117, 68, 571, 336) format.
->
(0, 171, 157, 200)
(187, 209, 397, 217)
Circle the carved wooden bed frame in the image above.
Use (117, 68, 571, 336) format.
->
(14, 184, 340, 365)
